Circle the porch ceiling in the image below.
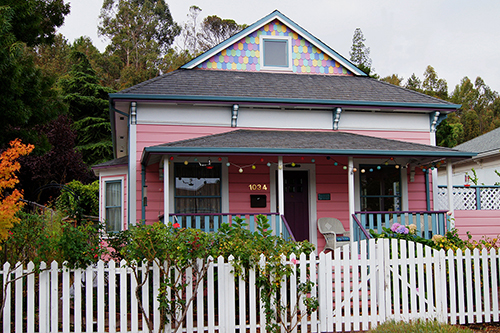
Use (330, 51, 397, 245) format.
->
(141, 129, 476, 166)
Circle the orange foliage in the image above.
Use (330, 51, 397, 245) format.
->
(0, 139, 34, 243)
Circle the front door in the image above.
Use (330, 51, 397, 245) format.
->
(283, 171, 309, 241)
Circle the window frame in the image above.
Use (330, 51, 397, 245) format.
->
(359, 164, 402, 212)
(260, 36, 293, 71)
(173, 162, 222, 214)
(104, 178, 123, 233)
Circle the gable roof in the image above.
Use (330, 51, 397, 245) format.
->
(181, 10, 366, 76)
(142, 129, 475, 165)
(112, 69, 459, 110)
(454, 127, 500, 154)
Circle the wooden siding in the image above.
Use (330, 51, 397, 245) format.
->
(454, 210, 500, 240)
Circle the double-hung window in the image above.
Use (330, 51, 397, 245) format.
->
(105, 180, 122, 232)
(174, 163, 221, 214)
(360, 165, 401, 211)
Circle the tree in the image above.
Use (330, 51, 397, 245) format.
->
(58, 51, 115, 166)
(380, 74, 403, 86)
(98, 0, 181, 89)
(0, 0, 70, 46)
(349, 27, 372, 75)
(19, 115, 95, 204)
(0, 6, 66, 149)
(177, 5, 202, 55)
(422, 65, 448, 100)
(0, 139, 34, 245)
(405, 73, 422, 91)
(197, 15, 246, 52)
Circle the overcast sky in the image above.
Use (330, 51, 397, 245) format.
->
(57, 0, 500, 94)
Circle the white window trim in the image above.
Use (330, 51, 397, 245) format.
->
(354, 159, 408, 212)
(260, 36, 293, 71)
(168, 157, 229, 215)
(102, 176, 125, 233)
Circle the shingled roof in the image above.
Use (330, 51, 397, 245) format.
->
(112, 69, 458, 110)
(454, 127, 500, 154)
(142, 129, 475, 165)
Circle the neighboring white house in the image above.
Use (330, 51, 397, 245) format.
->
(438, 127, 500, 185)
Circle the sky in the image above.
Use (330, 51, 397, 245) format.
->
(57, 0, 500, 94)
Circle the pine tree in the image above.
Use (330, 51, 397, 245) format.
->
(349, 28, 372, 75)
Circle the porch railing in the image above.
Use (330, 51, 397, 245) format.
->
(353, 210, 449, 241)
(168, 212, 294, 241)
(437, 185, 500, 210)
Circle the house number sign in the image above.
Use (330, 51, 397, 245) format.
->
(249, 184, 268, 191)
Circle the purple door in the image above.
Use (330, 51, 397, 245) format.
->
(283, 171, 309, 241)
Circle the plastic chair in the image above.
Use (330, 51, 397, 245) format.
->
(317, 217, 350, 251)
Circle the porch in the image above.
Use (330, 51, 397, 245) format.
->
(138, 129, 475, 249)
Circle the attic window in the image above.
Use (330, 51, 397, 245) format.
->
(261, 36, 292, 70)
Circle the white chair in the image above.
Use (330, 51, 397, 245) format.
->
(317, 217, 350, 251)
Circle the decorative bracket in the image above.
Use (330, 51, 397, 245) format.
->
(333, 107, 342, 130)
(231, 104, 239, 127)
(130, 101, 137, 125)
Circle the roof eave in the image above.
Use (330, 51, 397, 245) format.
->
(110, 93, 460, 110)
(142, 146, 476, 165)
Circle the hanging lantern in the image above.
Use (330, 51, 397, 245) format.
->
(184, 160, 189, 165)
(252, 165, 256, 170)
(267, 162, 271, 167)
(239, 168, 243, 173)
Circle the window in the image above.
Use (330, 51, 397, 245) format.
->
(261, 36, 292, 70)
(105, 180, 122, 232)
(174, 163, 221, 214)
(360, 165, 401, 211)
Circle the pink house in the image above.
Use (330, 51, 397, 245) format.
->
(92, 10, 475, 251)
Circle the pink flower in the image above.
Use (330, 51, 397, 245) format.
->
(290, 258, 298, 265)
(446, 211, 452, 216)
(173, 222, 180, 229)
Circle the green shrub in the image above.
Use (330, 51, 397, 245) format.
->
(369, 319, 474, 332)
(56, 179, 99, 219)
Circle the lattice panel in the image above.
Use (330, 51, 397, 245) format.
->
(480, 187, 500, 210)
(437, 187, 500, 210)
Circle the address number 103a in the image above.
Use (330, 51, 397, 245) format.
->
(249, 184, 267, 191)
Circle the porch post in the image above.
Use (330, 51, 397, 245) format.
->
(278, 156, 284, 216)
(163, 156, 169, 224)
(446, 160, 455, 228)
(348, 157, 355, 243)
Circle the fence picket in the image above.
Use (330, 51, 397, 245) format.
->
(448, 249, 457, 325)
(51, 261, 59, 332)
(491, 249, 499, 322)
(27, 262, 35, 333)
(207, 256, 215, 333)
(98, 260, 105, 332)
(62, 262, 70, 333)
(119, 260, 128, 333)
(85, 264, 94, 332)
(473, 249, 482, 323)
(457, 249, 466, 324)
(309, 251, 318, 332)
(483, 249, 491, 322)
(109, 260, 117, 333)
(4, 240, 500, 332)
(15, 262, 23, 333)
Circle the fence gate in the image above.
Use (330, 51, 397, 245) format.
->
(317, 239, 446, 332)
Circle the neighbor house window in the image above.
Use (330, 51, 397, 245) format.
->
(360, 165, 401, 211)
(174, 163, 221, 214)
(262, 36, 292, 70)
(105, 180, 122, 232)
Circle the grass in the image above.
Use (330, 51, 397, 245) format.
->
(369, 320, 474, 332)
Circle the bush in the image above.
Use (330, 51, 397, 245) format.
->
(56, 179, 99, 219)
(0, 211, 105, 269)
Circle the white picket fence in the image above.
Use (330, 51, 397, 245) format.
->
(2, 239, 500, 332)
